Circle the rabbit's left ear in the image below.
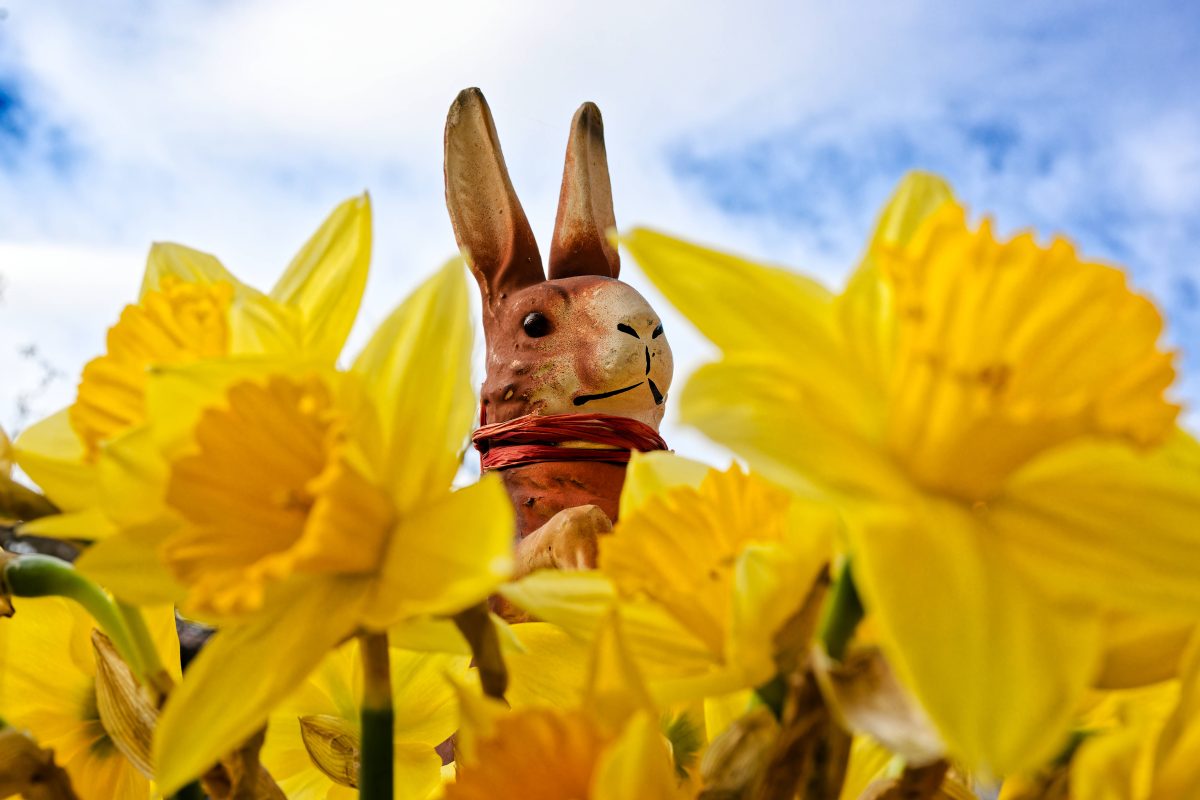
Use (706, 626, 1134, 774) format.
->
(548, 102, 620, 280)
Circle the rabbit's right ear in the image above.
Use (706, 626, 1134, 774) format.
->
(445, 88, 545, 304)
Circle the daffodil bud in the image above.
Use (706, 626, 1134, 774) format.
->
(0, 726, 77, 800)
(92, 630, 157, 779)
(298, 715, 359, 788)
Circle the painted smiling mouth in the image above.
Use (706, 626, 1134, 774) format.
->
(573, 382, 644, 406)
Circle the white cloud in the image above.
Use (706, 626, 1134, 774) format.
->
(0, 0, 1197, 452)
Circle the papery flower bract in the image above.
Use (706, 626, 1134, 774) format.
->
(0, 596, 180, 800)
(14, 194, 372, 539)
(622, 172, 1200, 775)
(446, 613, 687, 800)
(260, 637, 470, 800)
(72, 260, 514, 793)
(502, 451, 833, 703)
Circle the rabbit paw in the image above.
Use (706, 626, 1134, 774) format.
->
(514, 504, 613, 576)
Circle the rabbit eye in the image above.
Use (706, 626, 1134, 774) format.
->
(522, 312, 551, 338)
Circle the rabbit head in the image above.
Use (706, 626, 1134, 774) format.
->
(444, 88, 673, 430)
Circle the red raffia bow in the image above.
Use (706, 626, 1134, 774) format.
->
(472, 413, 669, 472)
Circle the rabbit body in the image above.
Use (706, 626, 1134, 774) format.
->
(445, 88, 673, 573)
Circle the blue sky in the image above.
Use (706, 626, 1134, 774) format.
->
(1, 0, 1198, 452)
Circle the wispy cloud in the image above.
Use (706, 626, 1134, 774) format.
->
(1, 0, 1198, 439)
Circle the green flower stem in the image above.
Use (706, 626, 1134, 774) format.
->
(116, 600, 174, 702)
(359, 632, 394, 800)
(3, 554, 143, 678)
(818, 563, 865, 662)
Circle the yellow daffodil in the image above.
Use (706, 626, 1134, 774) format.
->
(502, 451, 833, 704)
(1068, 634, 1200, 799)
(64, 260, 513, 793)
(14, 194, 372, 539)
(0, 596, 180, 800)
(447, 613, 688, 800)
(622, 172, 1200, 775)
(260, 638, 470, 800)
(0, 425, 12, 478)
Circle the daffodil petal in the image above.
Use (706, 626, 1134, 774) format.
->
(351, 259, 474, 515)
(13, 409, 97, 511)
(140, 242, 237, 296)
(363, 475, 512, 629)
(1151, 634, 1200, 797)
(97, 426, 168, 528)
(394, 742, 445, 800)
(389, 648, 473, 744)
(17, 507, 116, 539)
(1096, 614, 1194, 689)
(838, 736, 900, 800)
(499, 571, 717, 684)
(836, 172, 954, 388)
(996, 433, 1200, 616)
(618, 450, 711, 519)
(270, 194, 372, 363)
(728, 542, 826, 682)
(847, 496, 1103, 776)
(388, 616, 472, 655)
(681, 356, 904, 501)
(591, 711, 682, 800)
(504, 623, 590, 710)
(585, 612, 656, 733)
(703, 690, 753, 741)
(227, 291, 305, 355)
(622, 227, 835, 358)
(1070, 726, 1146, 800)
(153, 577, 368, 794)
(75, 522, 186, 606)
(0, 423, 12, 477)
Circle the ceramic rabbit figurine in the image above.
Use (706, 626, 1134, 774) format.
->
(444, 88, 673, 578)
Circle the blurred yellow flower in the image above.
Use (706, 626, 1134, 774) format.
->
(68, 260, 513, 793)
(503, 452, 832, 703)
(0, 596, 180, 800)
(0, 424, 13, 478)
(260, 638, 470, 800)
(447, 613, 687, 800)
(1069, 634, 1200, 799)
(623, 172, 1200, 775)
(14, 194, 372, 538)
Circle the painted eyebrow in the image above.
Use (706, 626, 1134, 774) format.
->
(617, 323, 639, 338)
(545, 284, 571, 303)
(651, 324, 664, 338)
